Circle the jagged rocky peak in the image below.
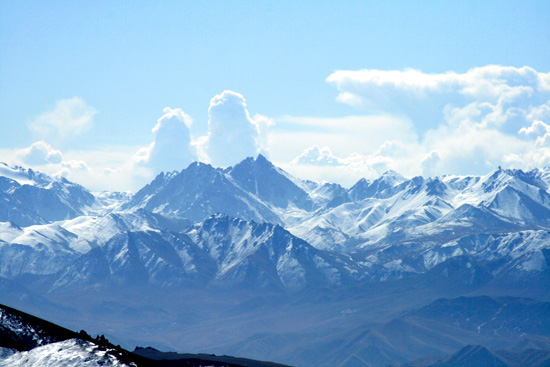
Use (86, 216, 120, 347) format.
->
(478, 166, 550, 193)
(125, 158, 283, 224)
(228, 154, 315, 210)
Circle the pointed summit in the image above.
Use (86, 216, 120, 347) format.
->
(229, 155, 315, 210)
(379, 170, 407, 185)
(255, 153, 271, 165)
(229, 154, 274, 172)
(127, 158, 279, 223)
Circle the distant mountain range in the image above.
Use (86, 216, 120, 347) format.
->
(0, 156, 549, 367)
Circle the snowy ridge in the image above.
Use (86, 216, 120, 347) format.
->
(125, 158, 550, 255)
(0, 163, 51, 187)
(0, 163, 98, 227)
(0, 308, 55, 348)
(0, 339, 132, 367)
(0, 158, 549, 291)
(1, 159, 549, 367)
(0, 303, 135, 367)
(48, 214, 360, 291)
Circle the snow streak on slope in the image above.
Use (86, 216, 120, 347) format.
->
(0, 339, 132, 367)
(49, 214, 361, 292)
(1, 159, 549, 367)
(0, 159, 549, 291)
(0, 308, 55, 348)
(288, 168, 550, 251)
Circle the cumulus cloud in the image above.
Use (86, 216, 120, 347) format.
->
(135, 107, 197, 173)
(56, 160, 91, 178)
(327, 66, 550, 133)
(252, 113, 275, 156)
(16, 141, 63, 165)
(421, 151, 442, 177)
(519, 120, 550, 136)
(327, 66, 549, 103)
(30, 97, 97, 144)
(204, 90, 261, 167)
(9, 142, 114, 189)
(9, 68, 550, 192)
(284, 146, 395, 186)
(319, 65, 550, 178)
(292, 146, 342, 166)
(269, 114, 417, 165)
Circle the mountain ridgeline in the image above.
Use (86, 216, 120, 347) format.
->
(0, 156, 549, 367)
(0, 303, 292, 367)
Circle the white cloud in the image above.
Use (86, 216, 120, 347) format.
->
(8, 68, 550, 192)
(526, 101, 550, 122)
(30, 97, 97, 144)
(284, 146, 395, 187)
(319, 65, 550, 178)
(292, 146, 342, 166)
(536, 134, 550, 148)
(269, 114, 417, 164)
(327, 65, 548, 103)
(253, 113, 275, 156)
(56, 160, 90, 178)
(60, 160, 90, 171)
(519, 120, 550, 136)
(16, 141, 63, 165)
(3, 142, 149, 192)
(327, 66, 550, 133)
(421, 151, 442, 177)
(135, 107, 197, 174)
(204, 90, 261, 167)
(62, 147, 151, 192)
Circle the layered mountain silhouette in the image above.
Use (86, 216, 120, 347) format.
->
(0, 156, 549, 366)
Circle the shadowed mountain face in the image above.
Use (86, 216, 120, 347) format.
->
(1, 157, 550, 367)
(126, 160, 281, 224)
(48, 214, 360, 292)
(228, 155, 316, 211)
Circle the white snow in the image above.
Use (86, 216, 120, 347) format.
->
(0, 164, 38, 186)
(0, 339, 133, 367)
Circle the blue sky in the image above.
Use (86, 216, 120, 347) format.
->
(1, 1, 549, 191)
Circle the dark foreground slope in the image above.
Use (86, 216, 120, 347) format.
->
(0, 303, 292, 367)
(133, 347, 293, 367)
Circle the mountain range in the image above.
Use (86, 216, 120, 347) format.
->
(0, 156, 549, 367)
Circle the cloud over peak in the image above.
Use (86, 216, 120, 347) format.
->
(205, 90, 261, 168)
(16, 141, 63, 165)
(320, 65, 550, 178)
(135, 107, 197, 174)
